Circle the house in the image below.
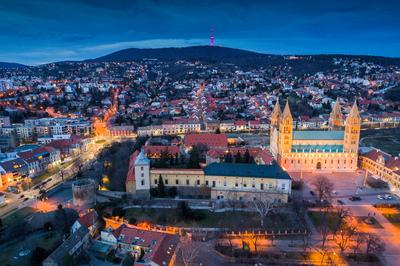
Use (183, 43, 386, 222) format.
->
(99, 224, 180, 266)
(71, 210, 100, 237)
(184, 133, 228, 150)
(42, 225, 89, 266)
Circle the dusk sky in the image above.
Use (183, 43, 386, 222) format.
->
(1, 0, 400, 65)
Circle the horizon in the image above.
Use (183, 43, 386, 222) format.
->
(4, 45, 400, 67)
(1, 0, 400, 65)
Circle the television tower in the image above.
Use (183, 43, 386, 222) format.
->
(210, 27, 215, 46)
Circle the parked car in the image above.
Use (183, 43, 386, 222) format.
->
(384, 194, 393, 200)
(377, 195, 384, 200)
(310, 191, 315, 196)
(349, 196, 362, 201)
(337, 199, 345, 205)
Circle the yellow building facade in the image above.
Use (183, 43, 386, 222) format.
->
(270, 99, 360, 173)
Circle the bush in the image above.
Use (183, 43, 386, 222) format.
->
(128, 217, 137, 225)
(112, 207, 126, 218)
(150, 188, 158, 197)
(291, 180, 303, 190)
(168, 186, 178, 198)
(366, 176, 388, 189)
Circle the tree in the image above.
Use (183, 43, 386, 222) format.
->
(235, 151, 243, 163)
(252, 199, 275, 227)
(178, 238, 200, 266)
(168, 186, 178, 198)
(365, 233, 385, 255)
(157, 174, 165, 197)
(224, 151, 233, 163)
(334, 223, 358, 253)
(112, 207, 126, 218)
(30, 247, 48, 266)
(177, 201, 191, 219)
(122, 252, 135, 266)
(188, 146, 201, 168)
(215, 127, 221, 134)
(243, 149, 251, 163)
(312, 176, 334, 203)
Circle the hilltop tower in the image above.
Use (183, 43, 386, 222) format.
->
(278, 100, 293, 161)
(344, 100, 361, 153)
(329, 98, 343, 130)
(210, 27, 215, 46)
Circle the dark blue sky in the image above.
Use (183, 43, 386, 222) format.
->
(1, 0, 400, 65)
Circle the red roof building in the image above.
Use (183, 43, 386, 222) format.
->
(185, 133, 228, 149)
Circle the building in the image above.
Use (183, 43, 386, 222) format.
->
(360, 148, 400, 195)
(126, 150, 291, 202)
(184, 133, 228, 150)
(270, 99, 360, 173)
(99, 223, 180, 266)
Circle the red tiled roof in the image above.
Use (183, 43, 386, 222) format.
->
(144, 145, 180, 156)
(185, 133, 227, 149)
(78, 210, 98, 228)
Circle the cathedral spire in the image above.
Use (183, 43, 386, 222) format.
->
(282, 100, 292, 120)
(329, 97, 343, 129)
(272, 99, 281, 117)
(348, 99, 360, 119)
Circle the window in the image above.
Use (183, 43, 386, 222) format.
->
(282, 183, 286, 190)
(165, 179, 168, 185)
(154, 179, 158, 185)
(260, 184, 264, 190)
(223, 181, 227, 186)
(186, 179, 189, 185)
(252, 183, 255, 188)
(141, 180, 144, 186)
(197, 180, 200, 185)
(212, 181, 216, 187)
(205, 180, 209, 186)
(141, 173, 144, 178)
(141, 166, 143, 171)
(175, 179, 179, 185)
(243, 183, 247, 187)
(235, 183, 238, 187)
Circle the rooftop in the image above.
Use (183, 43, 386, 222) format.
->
(204, 162, 291, 180)
(293, 130, 344, 140)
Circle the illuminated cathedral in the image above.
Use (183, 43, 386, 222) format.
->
(270, 99, 360, 173)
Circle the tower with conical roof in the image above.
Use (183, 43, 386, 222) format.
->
(278, 100, 293, 159)
(329, 98, 343, 130)
(344, 100, 361, 154)
(270, 99, 281, 132)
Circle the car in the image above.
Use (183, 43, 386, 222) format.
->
(333, 191, 339, 195)
(309, 191, 315, 196)
(23, 198, 29, 202)
(377, 195, 384, 200)
(19, 195, 24, 199)
(384, 195, 393, 200)
(349, 196, 362, 201)
(337, 199, 345, 205)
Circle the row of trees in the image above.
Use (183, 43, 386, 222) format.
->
(224, 149, 255, 164)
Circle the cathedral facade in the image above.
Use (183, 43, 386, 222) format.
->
(270, 99, 360, 173)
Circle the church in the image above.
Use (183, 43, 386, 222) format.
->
(270, 99, 360, 173)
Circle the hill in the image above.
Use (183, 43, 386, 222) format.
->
(0, 62, 27, 69)
(90, 46, 400, 73)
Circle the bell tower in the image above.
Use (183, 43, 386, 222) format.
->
(344, 100, 361, 153)
(270, 99, 282, 158)
(329, 98, 343, 130)
(278, 100, 293, 160)
(270, 99, 281, 133)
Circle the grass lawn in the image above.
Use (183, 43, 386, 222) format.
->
(361, 128, 400, 156)
(95, 139, 106, 144)
(0, 231, 63, 266)
(3, 207, 37, 226)
(355, 216, 384, 229)
(125, 208, 304, 229)
(382, 213, 400, 229)
(308, 211, 341, 231)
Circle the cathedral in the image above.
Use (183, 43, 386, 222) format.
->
(270, 99, 361, 173)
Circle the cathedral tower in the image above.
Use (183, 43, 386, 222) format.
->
(278, 100, 293, 158)
(329, 98, 343, 130)
(344, 100, 361, 153)
(270, 99, 281, 132)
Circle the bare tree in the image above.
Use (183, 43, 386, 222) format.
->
(352, 232, 366, 256)
(312, 176, 334, 203)
(365, 233, 385, 256)
(332, 207, 351, 238)
(334, 223, 358, 253)
(178, 238, 201, 266)
(252, 199, 275, 227)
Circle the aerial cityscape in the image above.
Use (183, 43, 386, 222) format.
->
(0, 1, 400, 265)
